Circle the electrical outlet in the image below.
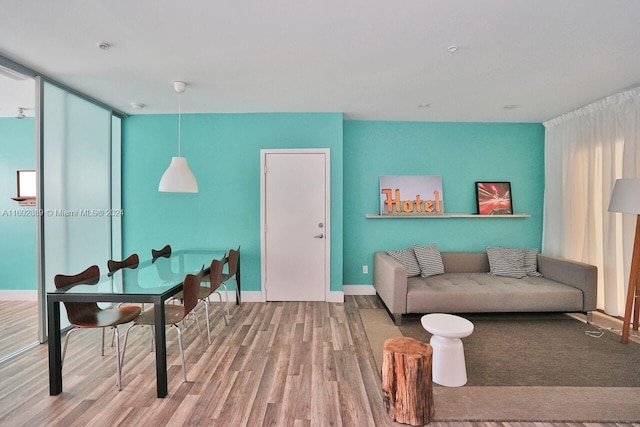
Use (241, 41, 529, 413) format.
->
(362, 265, 369, 274)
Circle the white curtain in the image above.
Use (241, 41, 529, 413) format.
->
(543, 87, 640, 316)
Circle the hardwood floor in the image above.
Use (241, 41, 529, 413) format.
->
(0, 300, 38, 358)
(0, 296, 637, 426)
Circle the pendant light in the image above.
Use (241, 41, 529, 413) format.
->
(158, 81, 199, 193)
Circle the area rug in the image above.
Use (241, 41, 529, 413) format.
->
(399, 312, 640, 387)
(360, 309, 640, 422)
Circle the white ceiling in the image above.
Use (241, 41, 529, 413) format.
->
(1, 0, 640, 122)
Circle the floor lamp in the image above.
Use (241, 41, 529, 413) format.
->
(608, 179, 640, 344)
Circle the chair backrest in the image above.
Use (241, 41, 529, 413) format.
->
(107, 253, 139, 275)
(226, 246, 240, 277)
(54, 265, 100, 289)
(151, 244, 172, 263)
(181, 270, 203, 318)
(54, 265, 101, 324)
(208, 258, 224, 291)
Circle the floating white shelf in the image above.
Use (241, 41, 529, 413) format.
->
(365, 213, 530, 219)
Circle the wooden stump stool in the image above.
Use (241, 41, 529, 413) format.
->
(381, 337, 434, 425)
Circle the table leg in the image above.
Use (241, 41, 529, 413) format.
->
(48, 299, 62, 395)
(154, 300, 168, 398)
(235, 255, 241, 305)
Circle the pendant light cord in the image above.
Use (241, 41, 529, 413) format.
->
(178, 91, 182, 157)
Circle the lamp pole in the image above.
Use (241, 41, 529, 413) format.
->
(621, 214, 640, 343)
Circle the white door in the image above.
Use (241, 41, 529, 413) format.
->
(262, 149, 329, 301)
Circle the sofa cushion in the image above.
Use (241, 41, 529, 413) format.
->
(386, 248, 421, 277)
(486, 247, 527, 278)
(406, 273, 583, 313)
(413, 243, 445, 277)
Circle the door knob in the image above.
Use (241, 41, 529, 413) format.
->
(314, 233, 324, 239)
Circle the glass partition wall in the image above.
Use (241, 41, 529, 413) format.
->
(0, 71, 37, 362)
(0, 56, 123, 360)
(40, 81, 121, 330)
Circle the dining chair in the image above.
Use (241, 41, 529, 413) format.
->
(151, 244, 171, 263)
(151, 245, 180, 284)
(107, 253, 146, 346)
(107, 253, 139, 276)
(219, 246, 240, 309)
(174, 257, 226, 345)
(54, 265, 142, 391)
(121, 269, 206, 383)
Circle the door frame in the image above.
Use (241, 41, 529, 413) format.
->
(260, 148, 331, 302)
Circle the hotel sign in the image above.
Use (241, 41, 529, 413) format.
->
(379, 175, 444, 216)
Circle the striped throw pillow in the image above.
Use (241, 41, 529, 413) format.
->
(486, 247, 527, 278)
(524, 248, 543, 277)
(413, 243, 445, 278)
(386, 248, 421, 277)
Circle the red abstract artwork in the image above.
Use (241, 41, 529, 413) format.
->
(476, 182, 513, 215)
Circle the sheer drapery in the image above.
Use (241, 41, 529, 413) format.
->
(543, 87, 640, 316)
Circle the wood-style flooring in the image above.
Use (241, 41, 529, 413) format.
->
(0, 296, 637, 426)
(0, 300, 38, 358)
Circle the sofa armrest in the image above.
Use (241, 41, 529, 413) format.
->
(373, 252, 408, 318)
(537, 254, 597, 312)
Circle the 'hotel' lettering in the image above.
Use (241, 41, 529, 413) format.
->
(381, 188, 442, 214)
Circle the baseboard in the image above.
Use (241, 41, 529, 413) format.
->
(0, 290, 38, 301)
(327, 291, 344, 302)
(211, 290, 263, 303)
(239, 291, 263, 302)
(343, 285, 376, 295)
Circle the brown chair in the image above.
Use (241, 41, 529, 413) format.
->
(107, 253, 145, 340)
(151, 244, 171, 263)
(121, 270, 206, 383)
(175, 257, 227, 345)
(108, 253, 139, 276)
(152, 245, 179, 283)
(54, 265, 141, 391)
(218, 246, 240, 310)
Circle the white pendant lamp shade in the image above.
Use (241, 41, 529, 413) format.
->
(159, 157, 198, 192)
(158, 81, 199, 193)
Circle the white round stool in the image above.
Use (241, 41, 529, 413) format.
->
(420, 313, 474, 387)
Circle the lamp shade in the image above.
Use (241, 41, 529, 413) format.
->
(158, 157, 199, 193)
(608, 179, 640, 214)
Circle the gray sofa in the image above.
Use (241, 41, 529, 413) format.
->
(373, 251, 597, 325)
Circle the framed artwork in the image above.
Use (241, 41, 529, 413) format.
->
(476, 181, 513, 215)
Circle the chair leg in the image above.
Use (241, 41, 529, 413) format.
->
(213, 284, 230, 326)
(193, 312, 206, 353)
(222, 284, 230, 323)
(101, 327, 106, 356)
(173, 324, 187, 382)
(199, 299, 211, 345)
(149, 325, 155, 352)
(61, 327, 79, 368)
(113, 326, 122, 390)
(120, 323, 137, 370)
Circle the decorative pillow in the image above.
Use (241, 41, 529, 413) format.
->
(413, 243, 445, 278)
(524, 248, 543, 277)
(486, 247, 527, 278)
(386, 248, 421, 277)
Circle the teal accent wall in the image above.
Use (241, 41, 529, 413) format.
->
(343, 120, 545, 285)
(0, 118, 36, 291)
(122, 113, 344, 292)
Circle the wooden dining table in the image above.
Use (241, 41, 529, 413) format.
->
(47, 248, 238, 398)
